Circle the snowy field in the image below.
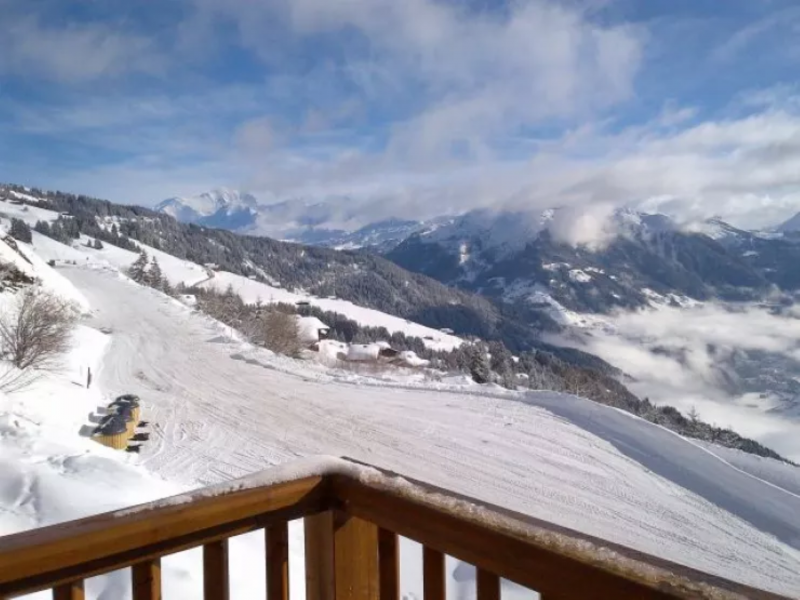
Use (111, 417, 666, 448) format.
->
(2, 237, 800, 598)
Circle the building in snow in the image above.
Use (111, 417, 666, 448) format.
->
(346, 344, 381, 362)
(296, 316, 330, 345)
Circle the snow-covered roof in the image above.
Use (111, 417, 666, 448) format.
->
(296, 316, 330, 343)
(346, 343, 380, 361)
(398, 350, 429, 367)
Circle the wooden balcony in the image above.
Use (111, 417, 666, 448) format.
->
(0, 457, 787, 600)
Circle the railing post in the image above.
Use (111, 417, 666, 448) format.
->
(52, 580, 84, 600)
(204, 539, 230, 600)
(304, 511, 379, 600)
(378, 529, 399, 600)
(305, 512, 335, 600)
(332, 511, 378, 600)
(133, 559, 162, 600)
(267, 522, 290, 600)
(476, 569, 499, 600)
(423, 547, 445, 600)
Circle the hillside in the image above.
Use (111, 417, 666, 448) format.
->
(386, 208, 790, 314)
(1, 230, 799, 597)
(0, 183, 561, 352)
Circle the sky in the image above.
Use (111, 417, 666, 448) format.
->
(1, 0, 800, 227)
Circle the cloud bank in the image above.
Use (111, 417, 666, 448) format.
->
(553, 301, 800, 460)
(1, 0, 800, 227)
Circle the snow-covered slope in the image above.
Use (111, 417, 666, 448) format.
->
(46, 265, 800, 595)
(29, 232, 209, 288)
(199, 270, 464, 350)
(3, 235, 800, 598)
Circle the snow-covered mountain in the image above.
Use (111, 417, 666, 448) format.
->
(154, 189, 420, 244)
(386, 206, 800, 313)
(155, 189, 260, 230)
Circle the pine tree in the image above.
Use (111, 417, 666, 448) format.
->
(467, 343, 491, 384)
(9, 218, 32, 243)
(146, 257, 164, 289)
(34, 220, 51, 236)
(128, 251, 148, 283)
(93, 238, 103, 250)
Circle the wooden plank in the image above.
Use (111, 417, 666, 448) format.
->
(377, 529, 399, 600)
(204, 539, 229, 600)
(267, 522, 289, 600)
(305, 512, 335, 600)
(0, 476, 326, 597)
(333, 475, 791, 600)
(332, 512, 378, 600)
(476, 569, 500, 600)
(423, 547, 445, 600)
(132, 559, 161, 600)
(52, 580, 84, 600)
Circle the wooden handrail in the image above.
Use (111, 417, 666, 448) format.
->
(0, 474, 327, 597)
(0, 457, 790, 600)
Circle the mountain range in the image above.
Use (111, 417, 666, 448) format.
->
(4, 181, 798, 461)
(155, 190, 800, 315)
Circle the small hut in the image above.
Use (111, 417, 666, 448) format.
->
(93, 416, 129, 450)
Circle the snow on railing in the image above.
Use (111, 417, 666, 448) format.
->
(0, 457, 787, 600)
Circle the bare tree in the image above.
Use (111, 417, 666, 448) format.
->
(260, 310, 301, 357)
(0, 287, 78, 372)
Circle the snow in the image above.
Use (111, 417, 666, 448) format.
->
(398, 350, 429, 367)
(32, 265, 800, 596)
(29, 232, 209, 288)
(296, 316, 329, 344)
(3, 239, 800, 598)
(568, 268, 592, 283)
(200, 270, 463, 350)
(347, 343, 381, 362)
(0, 195, 61, 225)
(0, 236, 89, 312)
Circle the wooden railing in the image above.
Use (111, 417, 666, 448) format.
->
(0, 457, 788, 600)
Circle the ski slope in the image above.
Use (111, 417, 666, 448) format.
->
(54, 264, 800, 596)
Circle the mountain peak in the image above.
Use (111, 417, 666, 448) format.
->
(155, 188, 260, 230)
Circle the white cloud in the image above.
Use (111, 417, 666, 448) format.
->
(234, 117, 277, 155)
(0, 15, 166, 83)
(189, 0, 644, 163)
(552, 301, 800, 460)
(546, 204, 618, 250)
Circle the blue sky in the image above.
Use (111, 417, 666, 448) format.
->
(1, 0, 799, 226)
